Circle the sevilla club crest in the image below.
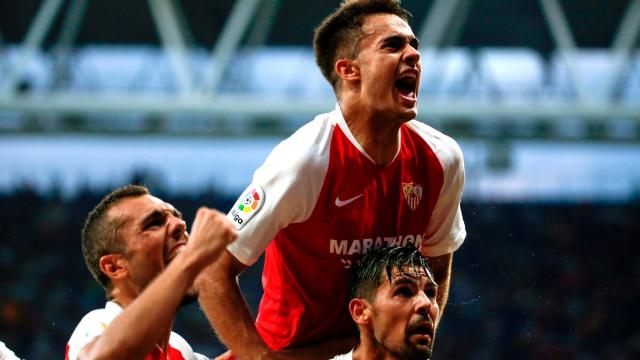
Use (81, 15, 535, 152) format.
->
(402, 182, 423, 211)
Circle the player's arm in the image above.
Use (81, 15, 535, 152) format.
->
(197, 253, 351, 360)
(197, 250, 279, 360)
(78, 208, 236, 360)
(427, 252, 453, 327)
(200, 131, 329, 359)
(420, 136, 464, 327)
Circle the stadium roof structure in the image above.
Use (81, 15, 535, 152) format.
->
(0, 0, 639, 141)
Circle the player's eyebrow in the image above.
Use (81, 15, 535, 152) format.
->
(391, 269, 438, 286)
(391, 276, 418, 287)
(171, 207, 182, 219)
(381, 34, 419, 49)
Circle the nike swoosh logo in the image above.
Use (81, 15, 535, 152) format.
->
(335, 194, 363, 207)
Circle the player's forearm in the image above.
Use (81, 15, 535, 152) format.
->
(197, 251, 272, 360)
(83, 253, 201, 359)
(429, 252, 453, 324)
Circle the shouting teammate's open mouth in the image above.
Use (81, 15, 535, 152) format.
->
(394, 69, 418, 107)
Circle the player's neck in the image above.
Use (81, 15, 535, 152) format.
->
(352, 339, 403, 360)
(341, 103, 401, 165)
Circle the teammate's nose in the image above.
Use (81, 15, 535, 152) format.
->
(168, 216, 187, 240)
(415, 291, 434, 315)
(404, 45, 420, 67)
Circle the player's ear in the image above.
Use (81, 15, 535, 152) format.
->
(349, 298, 371, 325)
(335, 58, 360, 83)
(99, 254, 128, 281)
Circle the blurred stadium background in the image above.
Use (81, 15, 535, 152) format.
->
(1, 0, 639, 358)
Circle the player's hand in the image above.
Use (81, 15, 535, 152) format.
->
(187, 207, 237, 268)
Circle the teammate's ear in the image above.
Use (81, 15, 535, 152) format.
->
(349, 298, 371, 325)
(99, 254, 128, 281)
(335, 59, 360, 82)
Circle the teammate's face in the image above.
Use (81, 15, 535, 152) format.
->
(368, 267, 439, 359)
(351, 13, 421, 123)
(108, 195, 188, 295)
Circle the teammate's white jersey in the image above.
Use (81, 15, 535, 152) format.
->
(330, 349, 353, 360)
(65, 302, 207, 360)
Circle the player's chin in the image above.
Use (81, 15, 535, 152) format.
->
(409, 345, 433, 359)
(402, 107, 418, 121)
(407, 335, 434, 358)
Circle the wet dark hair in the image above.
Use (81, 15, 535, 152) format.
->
(81, 185, 149, 298)
(313, 0, 412, 91)
(348, 246, 434, 301)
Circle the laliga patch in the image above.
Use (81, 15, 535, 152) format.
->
(227, 184, 265, 229)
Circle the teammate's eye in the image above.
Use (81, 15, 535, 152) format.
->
(394, 286, 414, 297)
(424, 286, 437, 299)
(383, 38, 403, 51)
(144, 216, 166, 229)
(410, 38, 419, 50)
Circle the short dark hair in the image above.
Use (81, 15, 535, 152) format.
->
(349, 246, 434, 301)
(313, 0, 412, 90)
(81, 185, 149, 298)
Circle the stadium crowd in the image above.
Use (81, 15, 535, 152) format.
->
(1, 182, 638, 359)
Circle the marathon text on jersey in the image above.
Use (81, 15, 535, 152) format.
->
(329, 234, 424, 256)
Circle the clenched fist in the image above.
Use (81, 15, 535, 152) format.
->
(185, 207, 238, 270)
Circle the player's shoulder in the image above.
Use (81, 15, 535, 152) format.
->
(405, 119, 464, 163)
(0, 340, 20, 360)
(406, 119, 461, 151)
(262, 108, 338, 170)
(330, 349, 354, 360)
(168, 332, 208, 360)
(70, 305, 115, 336)
(66, 303, 120, 360)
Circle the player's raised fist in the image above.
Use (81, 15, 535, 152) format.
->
(187, 207, 238, 267)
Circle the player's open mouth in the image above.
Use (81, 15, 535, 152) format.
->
(394, 71, 418, 102)
(166, 242, 186, 264)
(408, 323, 433, 346)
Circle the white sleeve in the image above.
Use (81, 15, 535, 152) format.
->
(168, 332, 210, 360)
(226, 116, 332, 265)
(0, 340, 20, 360)
(66, 310, 111, 360)
(330, 349, 354, 360)
(409, 121, 466, 257)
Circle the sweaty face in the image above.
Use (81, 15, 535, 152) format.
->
(353, 13, 421, 123)
(369, 266, 439, 359)
(108, 195, 188, 295)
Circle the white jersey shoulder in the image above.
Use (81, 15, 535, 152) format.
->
(226, 109, 338, 265)
(330, 349, 353, 360)
(405, 119, 464, 168)
(66, 302, 121, 360)
(0, 340, 20, 360)
(406, 120, 466, 257)
(66, 302, 206, 360)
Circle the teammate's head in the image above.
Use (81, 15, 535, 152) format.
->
(348, 246, 439, 359)
(82, 185, 149, 298)
(313, 0, 412, 91)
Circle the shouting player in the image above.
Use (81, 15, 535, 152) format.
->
(197, 1, 466, 358)
(66, 185, 236, 359)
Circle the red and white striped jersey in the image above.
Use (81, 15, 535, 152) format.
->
(227, 105, 466, 349)
(65, 302, 207, 360)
